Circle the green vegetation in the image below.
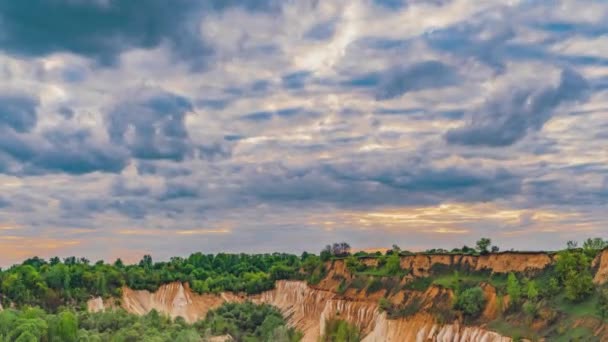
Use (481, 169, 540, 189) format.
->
(453, 287, 486, 317)
(555, 248, 594, 302)
(202, 302, 302, 342)
(320, 319, 360, 342)
(507, 273, 522, 306)
(0, 302, 300, 342)
(0, 253, 307, 310)
(0, 237, 607, 341)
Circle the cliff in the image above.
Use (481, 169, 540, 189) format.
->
(398, 252, 554, 277)
(594, 249, 608, 284)
(86, 251, 589, 341)
(89, 280, 509, 342)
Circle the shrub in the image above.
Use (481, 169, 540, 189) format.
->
(597, 288, 608, 320)
(366, 279, 383, 294)
(321, 319, 360, 342)
(378, 298, 392, 312)
(454, 287, 486, 317)
(523, 301, 538, 319)
(403, 277, 432, 292)
(507, 273, 521, 306)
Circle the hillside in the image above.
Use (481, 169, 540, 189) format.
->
(2, 240, 608, 341)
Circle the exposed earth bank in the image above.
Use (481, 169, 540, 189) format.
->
(88, 250, 608, 341)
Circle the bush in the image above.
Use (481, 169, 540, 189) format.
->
(403, 277, 432, 292)
(366, 279, 383, 294)
(378, 298, 392, 312)
(454, 287, 486, 317)
(597, 288, 608, 320)
(556, 249, 594, 302)
(321, 319, 360, 342)
(523, 301, 537, 319)
(507, 273, 521, 306)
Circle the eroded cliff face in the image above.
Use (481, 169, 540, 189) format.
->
(594, 249, 608, 284)
(364, 313, 511, 342)
(87, 252, 565, 341)
(399, 252, 554, 277)
(88, 280, 510, 342)
(89, 282, 243, 323)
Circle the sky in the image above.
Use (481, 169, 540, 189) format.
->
(0, 0, 607, 266)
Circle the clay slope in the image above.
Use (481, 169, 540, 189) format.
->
(364, 313, 510, 342)
(594, 249, 608, 284)
(398, 252, 554, 277)
(89, 282, 243, 323)
(88, 280, 511, 342)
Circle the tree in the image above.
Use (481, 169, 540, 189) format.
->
(598, 288, 608, 320)
(491, 246, 500, 253)
(454, 287, 486, 317)
(526, 280, 539, 302)
(113, 258, 124, 268)
(556, 249, 594, 302)
(320, 246, 332, 262)
(583, 237, 608, 258)
(331, 242, 351, 257)
(565, 271, 593, 302)
(567, 240, 578, 249)
(14, 331, 37, 342)
(54, 311, 78, 342)
(384, 254, 401, 276)
(139, 255, 153, 269)
(475, 238, 492, 254)
(507, 273, 521, 305)
(391, 244, 401, 254)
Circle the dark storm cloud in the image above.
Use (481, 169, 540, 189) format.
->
(446, 69, 590, 147)
(0, 0, 211, 66)
(0, 127, 128, 175)
(31, 129, 128, 175)
(346, 61, 458, 100)
(240, 157, 522, 208)
(0, 93, 129, 175)
(0, 94, 39, 133)
(107, 90, 193, 161)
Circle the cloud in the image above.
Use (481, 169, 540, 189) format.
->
(107, 89, 193, 161)
(239, 156, 522, 208)
(30, 129, 129, 175)
(0, 94, 39, 133)
(2, 0, 608, 263)
(346, 61, 458, 100)
(445, 68, 590, 146)
(0, 0, 210, 66)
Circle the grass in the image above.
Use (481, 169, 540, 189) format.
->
(431, 272, 508, 292)
(487, 319, 539, 341)
(553, 326, 598, 342)
(403, 277, 433, 292)
(553, 292, 600, 319)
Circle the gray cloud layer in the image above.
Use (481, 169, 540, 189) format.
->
(0, 0, 607, 263)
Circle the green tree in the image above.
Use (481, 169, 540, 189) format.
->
(583, 237, 608, 258)
(598, 288, 608, 320)
(565, 271, 593, 302)
(14, 331, 37, 342)
(556, 249, 594, 302)
(384, 253, 401, 276)
(54, 311, 78, 342)
(526, 280, 539, 302)
(454, 287, 486, 317)
(507, 273, 521, 306)
(475, 238, 492, 254)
